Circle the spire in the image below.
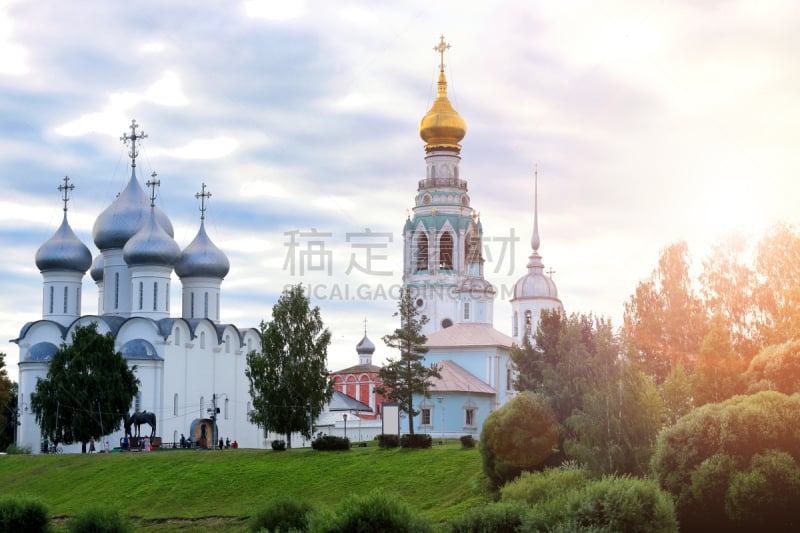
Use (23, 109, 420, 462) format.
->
(434, 34, 450, 73)
(121, 119, 147, 169)
(532, 166, 540, 252)
(195, 182, 211, 221)
(58, 176, 74, 213)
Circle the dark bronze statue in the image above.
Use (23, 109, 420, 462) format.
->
(125, 411, 157, 438)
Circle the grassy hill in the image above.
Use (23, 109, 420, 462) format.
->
(0, 442, 486, 531)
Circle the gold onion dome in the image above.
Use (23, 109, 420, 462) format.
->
(419, 70, 467, 151)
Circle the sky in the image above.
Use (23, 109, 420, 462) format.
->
(2, 0, 800, 383)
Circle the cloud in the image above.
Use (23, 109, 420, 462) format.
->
(245, 0, 306, 21)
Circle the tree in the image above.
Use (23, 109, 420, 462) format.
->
(480, 391, 559, 489)
(245, 284, 333, 448)
(0, 353, 14, 450)
(375, 288, 440, 435)
(691, 309, 744, 406)
(623, 242, 707, 382)
(29, 323, 139, 452)
(744, 339, 800, 394)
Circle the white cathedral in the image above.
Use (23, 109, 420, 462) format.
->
(15, 37, 565, 450)
(14, 122, 263, 453)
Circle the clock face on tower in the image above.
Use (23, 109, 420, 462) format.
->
(423, 194, 431, 205)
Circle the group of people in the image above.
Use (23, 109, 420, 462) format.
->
(179, 433, 238, 449)
(88, 437, 110, 453)
(120, 434, 152, 452)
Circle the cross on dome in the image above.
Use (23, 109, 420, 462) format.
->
(434, 35, 451, 72)
(363, 317, 368, 336)
(547, 267, 556, 279)
(195, 182, 212, 221)
(146, 171, 160, 207)
(120, 119, 148, 168)
(57, 175, 74, 213)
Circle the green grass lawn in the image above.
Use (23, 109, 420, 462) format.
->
(0, 442, 487, 531)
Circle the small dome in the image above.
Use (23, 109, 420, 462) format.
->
(419, 70, 467, 151)
(513, 253, 559, 300)
(35, 213, 92, 273)
(123, 208, 180, 267)
(90, 254, 104, 282)
(93, 170, 173, 251)
(174, 221, 230, 279)
(356, 334, 375, 355)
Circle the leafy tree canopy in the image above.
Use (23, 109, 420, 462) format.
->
(375, 288, 440, 435)
(245, 284, 333, 448)
(0, 353, 14, 450)
(29, 323, 139, 450)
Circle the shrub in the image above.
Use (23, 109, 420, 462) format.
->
(651, 391, 800, 531)
(308, 491, 434, 533)
(522, 476, 677, 533)
(271, 439, 287, 451)
(500, 463, 591, 506)
(480, 392, 559, 489)
(460, 435, 475, 449)
(311, 436, 349, 451)
(0, 496, 50, 532)
(377, 434, 399, 448)
(448, 501, 528, 533)
(3, 444, 32, 455)
(400, 433, 432, 449)
(250, 497, 312, 533)
(66, 507, 132, 533)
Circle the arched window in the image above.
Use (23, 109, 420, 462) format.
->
(174, 393, 179, 416)
(204, 292, 209, 318)
(524, 310, 533, 336)
(166, 282, 170, 312)
(439, 232, 453, 270)
(49, 286, 54, 313)
(190, 293, 195, 318)
(138, 282, 144, 310)
(114, 272, 119, 309)
(200, 331, 206, 349)
(63, 286, 68, 313)
(225, 335, 231, 353)
(174, 327, 181, 345)
(415, 233, 428, 272)
(76, 287, 81, 314)
(513, 311, 519, 337)
(463, 302, 470, 320)
(153, 282, 158, 311)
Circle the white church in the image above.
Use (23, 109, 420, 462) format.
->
(14, 121, 264, 453)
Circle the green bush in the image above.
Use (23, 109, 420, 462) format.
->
(448, 501, 528, 533)
(480, 392, 559, 489)
(66, 507, 132, 533)
(460, 435, 475, 449)
(651, 391, 800, 531)
(311, 436, 349, 451)
(271, 439, 287, 451)
(3, 444, 31, 455)
(400, 433, 432, 449)
(308, 491, 434, 533)
(250, 497, 312, 532)
(377, 434, 399, 448)
(500, 463, 591, 506)
(522, 476, 677, 533)
(0, 496, 50, 533)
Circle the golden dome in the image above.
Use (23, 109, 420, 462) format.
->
(419, 69, 467, 151)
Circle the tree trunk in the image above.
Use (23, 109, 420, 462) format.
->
(286, 432, 292, 449)
(81, 441, 86, 454)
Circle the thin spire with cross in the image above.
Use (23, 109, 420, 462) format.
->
(363, 317, 368, 337)
(546, 267, 556, 279)
(145, 171, 160, 207)
(195, 182, 212, 221)
(434, 34, 451, 72)
(120, 119, 148, 169)
(57, 175, 74, 213)
(532, 165, 540, 253)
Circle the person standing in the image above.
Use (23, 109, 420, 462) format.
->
(89, 437, 96, 453)
(104, 440, 110, 453)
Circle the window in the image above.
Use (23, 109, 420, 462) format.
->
(204, 292, 209, 318)
(153, 282, 158, 311)
(174, 327, 181, 345)
(507, 367, 513, 391)
(200, 331, 206, 349)
(135, 393, 142, 413)
(76, 287, 81, 314)
(513, 311, 519, 337)
(465, 408, 476, 427)
(190, 293, 195, 318)
(439, 232, 453, 270)
(421, 408, 431, 426)
(49, 286, 54, 314)
(166, 282, 170, 312)
(415, 233, 428, 271)
(114, 273, 119, 309)
(524, 310, 532, 336)
(225, 335, 231, 353)
(63, 286, 68, 313)
(174, 393, 179, 416)
(138, 282, 143, 310)
(216, 293, 220, 321)
(463, 302, 470, 320)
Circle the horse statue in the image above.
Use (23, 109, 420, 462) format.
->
(125, 411, 157, 439)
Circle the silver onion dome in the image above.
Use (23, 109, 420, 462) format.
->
(123, 207, 181, 267)
(174, 221, 230, 279)
(90, 254, 104, 282)
(35, 213, 92, 273)
(92, 170, 174, 251)
(356, 334, 375, 355)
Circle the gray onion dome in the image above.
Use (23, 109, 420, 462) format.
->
(356, 334, 375, 355)
(174, 221, 230, 278)
(35, 213, 92, 273)
(123, 208, 181, 267)
(513, 252, 558, 299)
(92, 170, 174, 251)
(90, 254, 104, 282)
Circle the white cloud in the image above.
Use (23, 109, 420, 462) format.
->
(245, 0, 306, 20)
(146, 71, 188, 106)
(154, 137, 238, 159)
(0, 2, 28, 76)
(140, 41, 166, 54)
(240, 180, 290, 198)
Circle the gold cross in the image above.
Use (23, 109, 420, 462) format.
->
(434, 35, 450, 72)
